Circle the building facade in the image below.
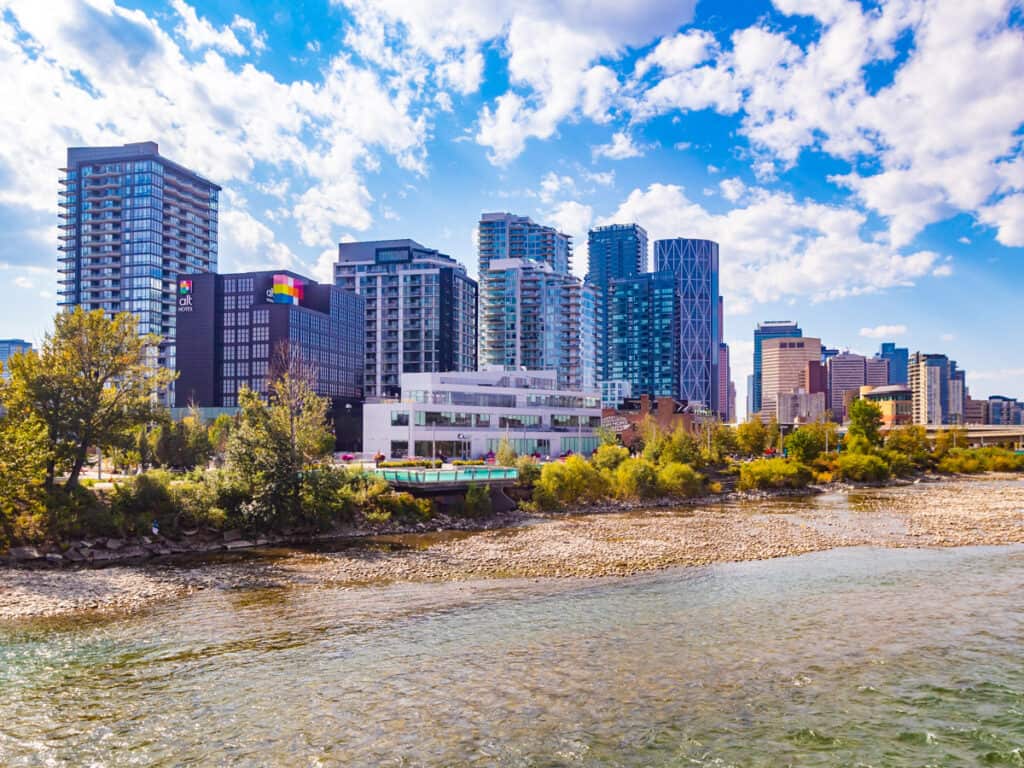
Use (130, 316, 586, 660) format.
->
(760, 336, 823, 423)
(362, 368, 602, 460)
(0, 338, 32, 380)
(606, 272, 680, 400)
(587, 224, 648, 384)
(718, 342, 732, 422)
(654, 238, 721, 413)
(965, 396, 990, 425)
(776, 390, 827, 425)
(58, 142, 220, 398)
(174, 271, 364, 447)
(908, 352, 966, 425)
(827, 352, 869, 423)
(866, 357, 889, 387)
(877, 342, 909, 385)
(477, 213, 595, 391)
(860, 384, 913, 427)
(335, 239, 477, 399)
(752, 321, 802, 415)
(988, 395, 1022, 425)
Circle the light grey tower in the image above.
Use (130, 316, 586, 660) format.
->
(58, 141, 220, 401)
(654, 238, 720, 413)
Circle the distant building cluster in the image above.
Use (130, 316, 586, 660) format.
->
(21, 140, 1016, 457)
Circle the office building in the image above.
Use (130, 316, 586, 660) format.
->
(174, 270, 364, 446)
(606, 272, 680, 399)
(806, 360, 827, 397)
(745, 374, 754, 420)
(718, 342, 731, 422)
(600, 379, 632, 410)
(908, 352, 966, 425)
(363, 367, 601, 460)
(965, 396, 989, 425)
(776, 390, 827, 425)
(587, 224, 647, 383)
(58, 142, 220, 400)
(335, 239, 477, 399)
(752, 321, 802, 414)
(760, 336, 823, 422)
(877, 342, 909, 385)
(827, 352, 871, 422)
(477, 213, 595, 391)
(860, 385, 913, 427)
(654, 238, 720, 413)
(988, 395, 1022, 425)
(866, 357, 889, 387)
(0, 339, 32, 379)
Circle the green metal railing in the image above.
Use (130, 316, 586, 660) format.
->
(373, 467, 519, 485)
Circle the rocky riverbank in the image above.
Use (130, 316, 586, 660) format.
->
(2, 476, 1022, 620)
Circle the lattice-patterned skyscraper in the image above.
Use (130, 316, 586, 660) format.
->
(654, 238, 720, 414)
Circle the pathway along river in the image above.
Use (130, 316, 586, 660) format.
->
(2, 487, 1024, 765)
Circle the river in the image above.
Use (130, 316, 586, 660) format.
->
(1, 541, 1022, 766)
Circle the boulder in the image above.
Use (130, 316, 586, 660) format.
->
(105, 538, 124, 551)
(64, 548, 85, 563)
(224, 539, 255, 550)
(8, 546, 43, 561)
(222, 529, 243, 542)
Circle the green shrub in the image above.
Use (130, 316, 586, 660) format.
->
(459, 484, 492, 518)
(738, 458, 813, 491)
(657, 462, 704, 497)
(612, 457, 660, 499)
(936, 447, 1024, 474)
(592, 443, 630, 472)
(835, 453, 891, 483)
(514, 455, 541, 486)
(533, 455, 608, 510)
(109, 471, 179, 535)
(878, 449, 915, 478)
(451, 459, 486, 466)
(379, 459, 442, 468)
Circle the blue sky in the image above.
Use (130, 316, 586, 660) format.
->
(1, 0, 1022, 411)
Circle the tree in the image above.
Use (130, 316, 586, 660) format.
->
(225, 373, 333, 526)
(933, 426, 969, 459)
(846, 398, 884, 451)
(0, 413, 49, 547)
(592, 443, 629, 472)
(736, 418, 769, 457)
(766, 416, 781, 454)
(496, 437, 517, 466)
(885, 425, 930, 466)
(2, 308, 172, 489)
(208, 413, 234, 466)
(785, 420, 839, 463)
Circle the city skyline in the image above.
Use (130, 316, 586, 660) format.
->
(1, 0, 1022, 411)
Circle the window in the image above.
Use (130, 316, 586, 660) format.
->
(391, 411, 409, 426)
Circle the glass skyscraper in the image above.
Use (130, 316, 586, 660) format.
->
(335, 239, 477, 398)
(0, 338, 32, 380)
(477, 212, 595, 391)
(752, 321, 803, 415)
(58, 142, 220, 401)
(654, 238, 721, 413)
(587, 224, 647, 383)
(877, 342, 909, 385)
(607, 272, 680, 398)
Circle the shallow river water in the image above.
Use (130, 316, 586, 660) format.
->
(2, 542, 1023, 766)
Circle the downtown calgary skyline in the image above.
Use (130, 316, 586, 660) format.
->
(1, 0, 1023, 411)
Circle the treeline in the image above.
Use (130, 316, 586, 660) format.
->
(513, 398, 1024, 508)
(0, 309, 456, 551)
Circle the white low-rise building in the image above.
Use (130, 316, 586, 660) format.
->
(363, 367, 602, 460)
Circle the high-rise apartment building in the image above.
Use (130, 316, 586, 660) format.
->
(752, 321, 802, 414)
(654, 238, 720, 413)
(477, 213, 595, 391)
(607, 272, 680, 399)
(827, 352, 869, 423)
(0, 339, 32, 380)
(718, 343, 731, 422)
(908, 352, 966, 425)
(988, 395, 1022, 425)
(587, 224, 648, 384)
(877, 342, 909, 385)
(58, 142, 220, 396)
(335, 239, 477, 399)
(760, 336, 823, 422)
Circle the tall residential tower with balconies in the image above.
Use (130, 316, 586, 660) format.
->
(58, 142, 220, 399)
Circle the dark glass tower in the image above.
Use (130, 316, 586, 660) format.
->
(607, 272, 680, 398)
(587, 224, 648, 383)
